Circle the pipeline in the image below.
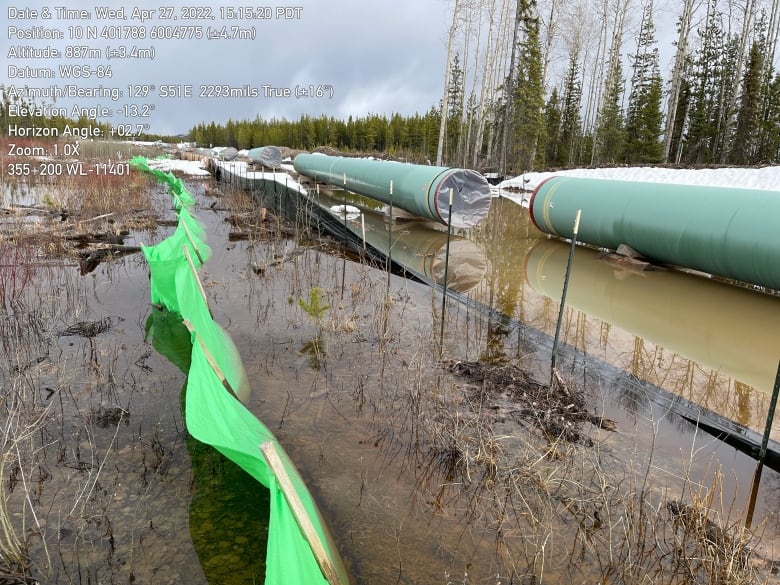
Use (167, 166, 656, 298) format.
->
(212, 159, 780, 470)
(293, 153, 492, 228)
(315, 191, 487, 293)
(529, 176, 780, 290)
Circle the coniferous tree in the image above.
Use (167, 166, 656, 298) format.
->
(447, 53, 466, 164)
(555, 51, 583, 167)
(512, 2, 545, 173)
(592, 47, 625, 165)
(714, 35, 742, 160)
(757, 71, 780, 162)
(682, 1, 726, 163)
(498, 0, 529, 175)
(624, 3, 664, 163)
(728, 41, 764, 164)
(541, 87, 562, 167)
(719, 0, 759, 163)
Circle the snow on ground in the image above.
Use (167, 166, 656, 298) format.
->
(140, 155, 297, 178)
(143, 157, 212, 177)
(498, 165, 780, 207)
(214, 159, 308, 194)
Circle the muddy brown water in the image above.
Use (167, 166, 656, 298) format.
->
(2, 176, 779, 584)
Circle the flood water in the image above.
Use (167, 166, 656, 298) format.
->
(473, 197, 780, 437)
(327, 188, 780, 444)
(2, 173, 780, 584)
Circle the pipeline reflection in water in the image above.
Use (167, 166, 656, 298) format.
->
(319, 190, 487, 293)
(525, 239, 780, 395)
(524, 238, 780, 433)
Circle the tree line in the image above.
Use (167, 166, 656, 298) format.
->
(187, 113, 444, 164)
(192, 0, 780, 173)
(435, 0, 780, 173)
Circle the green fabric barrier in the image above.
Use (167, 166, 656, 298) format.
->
(142, 208, 211, 313)
(186, 340, 329, 585)
(144, 308, 192, 374)
(131, 157, 347, 585)
(144, 313, 269, 582)
(174, 260, 250, 402)
(130, 156, 197, 209)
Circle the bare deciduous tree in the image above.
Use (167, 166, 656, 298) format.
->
(663, 0, 695, 161)
(437, 0, 463, 166)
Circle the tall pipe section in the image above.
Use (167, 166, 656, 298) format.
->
(529, 176, 780, 290)
(293, 153, 492, 228)
(316, 192, 487, 293)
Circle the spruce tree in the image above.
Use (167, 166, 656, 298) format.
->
(757, 72, 780, 162)
(558, 51, 584, 167)
(728, 41, 764, 164)
(542, 87, 562, 167)
(624, 2, 663, 163)
(592, 48, 625, 165)
(447, 53, 466, 164)
(683, 1, 726, 164)
(512, 2, 545, 173)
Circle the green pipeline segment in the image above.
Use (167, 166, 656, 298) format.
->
(316, 191, 487, 293)
(529, 176, 780, 290)
(293, 153, 492, 228)
(131, 157, 349, 585)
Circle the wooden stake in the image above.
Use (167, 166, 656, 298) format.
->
(179, 215, 205, 265)
(182, 320, 238, 400)
(259, 441, 344, 585)
(182, 244, 212, 319)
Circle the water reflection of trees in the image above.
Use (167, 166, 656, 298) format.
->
(467, 199, 541, 363)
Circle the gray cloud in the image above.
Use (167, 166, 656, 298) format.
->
(2, 0, 448, 135)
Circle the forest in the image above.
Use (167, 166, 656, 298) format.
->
(187, 0, 780, 173)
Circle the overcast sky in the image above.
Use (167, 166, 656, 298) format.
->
(3, 0, 451, 135)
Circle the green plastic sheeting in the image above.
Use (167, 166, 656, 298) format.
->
(293, 153, 492, 228)
(130, 157, 349, 585)
(142, 208, 211, 314)
(144, 313, 269, 582)
(130, 156, 196, 209)
(175, 259, 252, 402)
(529, 175, 780, 291)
